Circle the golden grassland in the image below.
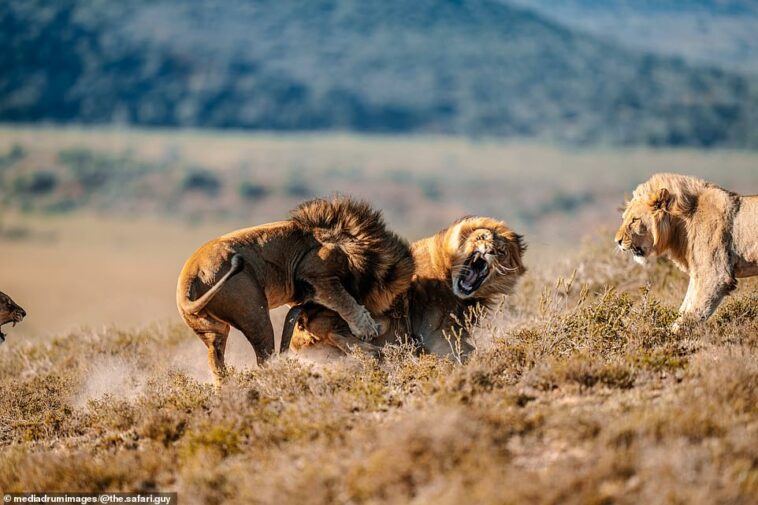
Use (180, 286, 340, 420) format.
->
(0, 238, 756, 504)
(1, 127, 757, 502)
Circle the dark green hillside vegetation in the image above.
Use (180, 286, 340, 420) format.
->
(1, 0, 757, 146)
(1, 242, 756, 503)
(511, 0, 758, 73)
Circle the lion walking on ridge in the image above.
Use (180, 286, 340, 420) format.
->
(615, 173, 758, 331)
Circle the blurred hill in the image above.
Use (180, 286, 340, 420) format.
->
(1, 0, 757, 147)
(510, 0, 758, 74)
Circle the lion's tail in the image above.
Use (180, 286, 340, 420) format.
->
(180, 254, 244, 315)
(280, 305, 305, 354)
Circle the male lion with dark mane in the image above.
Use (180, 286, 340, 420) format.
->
(0, 291, 26, 344)
(177, 196, 414, 383)
(615, 173, 758, 331)
(284, 216, 526, 359)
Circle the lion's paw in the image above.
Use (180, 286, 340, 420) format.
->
(349, 307, 379, 342)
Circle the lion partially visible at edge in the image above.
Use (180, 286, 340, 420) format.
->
(0, 290, 26, 345)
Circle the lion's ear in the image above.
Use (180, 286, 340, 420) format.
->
(512, 233, 527, 256)
(650, 188, 671, 211)
(617, 192, 631, 213)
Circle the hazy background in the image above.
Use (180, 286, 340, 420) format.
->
(1, 0, 757, 342)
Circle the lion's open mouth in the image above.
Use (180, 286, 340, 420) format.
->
(0, 312, 24, 344)
(632, 246, 645, 257)
(457, 252, 490, 296)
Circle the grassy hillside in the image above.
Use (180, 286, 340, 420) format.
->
(2, 0, 757, 146)
(1, 242, 756, 504)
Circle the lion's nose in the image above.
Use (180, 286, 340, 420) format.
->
(616, 238, 623, 246)
(17, 307, 26, 318)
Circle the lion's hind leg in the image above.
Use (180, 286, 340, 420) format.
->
(185, 313, 230, 386)
(233, 310, 276, 367)
(209, 274, 276, 367)
(327, 330, 383, 359)
(283, 304, 383, 358)
(307, 306, 384, 357)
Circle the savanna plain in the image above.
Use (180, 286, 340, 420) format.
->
(0, 127, 757, 504)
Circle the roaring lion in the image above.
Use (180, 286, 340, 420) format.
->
(615, 173, 758, 330)
(0, 291, 26, 344)
(284, 216, 526, 359)
(176, 196, 414, 383)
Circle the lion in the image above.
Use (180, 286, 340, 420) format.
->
(284, 216, 526, 359)
(0, 291, 26, 344)
(176, 196, 414, 383)
(615, 173, 758, 331)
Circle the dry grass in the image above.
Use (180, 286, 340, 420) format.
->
(1, 240, 756, 504)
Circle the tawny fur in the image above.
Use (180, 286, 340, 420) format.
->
(0, 291, 26, 344)
(615, 173, 758, 330)
(290, 197, 414, 314)
(288, 216, 526, 360)
(176, 196, 414, 383)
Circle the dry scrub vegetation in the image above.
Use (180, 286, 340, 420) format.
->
(0, 238, 756, 504)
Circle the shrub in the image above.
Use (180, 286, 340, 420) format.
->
(419, 177, 441, 200)
(13, 171, 58, 195)
(59, 148, 114, 190)
(283, 178, 311, 198)
(238, 181, 269, 201)
(0, 143, 25, 170)
(182, 169, 221, 196)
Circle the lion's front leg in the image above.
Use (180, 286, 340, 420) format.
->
(678, 277, 696, 314)
(309, 278, 379, 341)
(672, 278, 697, 334)
(673, 273, 735, 333)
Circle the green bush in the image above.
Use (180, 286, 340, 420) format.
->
(0, 144, 25, 170)
(283, 178, 311, 198)
(59, 148, 114, 190)
(239, 181, 269, 201)
(13, 171, 58, 196)
(182, 169, 221, 196)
